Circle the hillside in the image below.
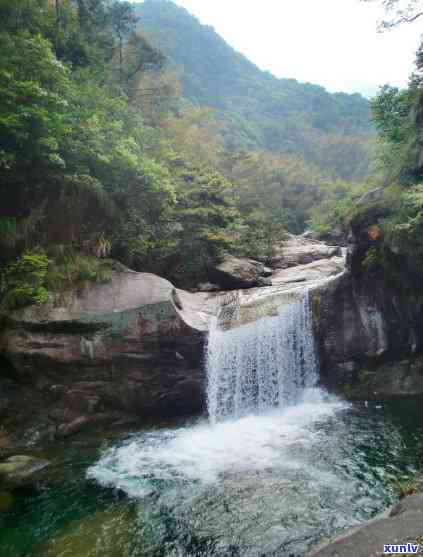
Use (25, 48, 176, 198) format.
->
(134, 0, 375, 181)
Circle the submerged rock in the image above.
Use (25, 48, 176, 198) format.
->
(36, 504, 141, 557)
(0, 455, 50, 488)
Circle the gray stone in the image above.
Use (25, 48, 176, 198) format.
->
(0, 455, 50, 487)
(0, 271, 219, 434)
(270, 234, 342, 269)
(208, 256, 273, 289)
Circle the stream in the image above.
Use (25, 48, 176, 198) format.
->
(1, 290, 423, 556)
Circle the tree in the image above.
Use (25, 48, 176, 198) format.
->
(0, 32, 71, 172)
(362, 0, 423, 29)
(109, 1, 138, 85)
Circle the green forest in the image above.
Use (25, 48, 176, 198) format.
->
(135, 0, 375, 182)
(0, 0, 421, 308)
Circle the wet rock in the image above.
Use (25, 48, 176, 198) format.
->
(208, 256, 272, 289)
(0, 455, 50, 488)
(57, 416, 91, 438)
(340, 359, 423, 400)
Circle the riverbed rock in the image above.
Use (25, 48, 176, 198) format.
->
(0, 269, 218, 438)
(0, 455, 50, 488)
(36, 504, 141, 557)
(208, 256, 272, 289)
(270, 234, 342, 269)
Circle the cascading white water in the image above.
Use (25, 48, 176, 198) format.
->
(206, 289, 318, 424)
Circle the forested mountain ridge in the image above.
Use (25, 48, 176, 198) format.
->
(134, 0, 374, 181)
(0, 0, 402, 313)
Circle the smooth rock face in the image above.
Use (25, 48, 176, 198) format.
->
(270, 234, 342, 269)
(208, 256, 272, 289)
(0, 270, 218, 439)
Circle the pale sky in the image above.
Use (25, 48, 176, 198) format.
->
(171, 0, 422, 97)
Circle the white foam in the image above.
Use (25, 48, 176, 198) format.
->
(88, 390, 346, 496)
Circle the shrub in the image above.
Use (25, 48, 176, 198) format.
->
(2, 252, 50, 309)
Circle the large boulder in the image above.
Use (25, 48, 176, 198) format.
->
(0, 269, 218, 439)
(208, 256, 272, 289)
(271, 234, 342, 269)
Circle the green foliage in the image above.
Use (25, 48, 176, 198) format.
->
(45, 250, 114, 291)
(309, 181, 379, 236)
(235, 211, 287, 262)
(351, 42, 423, 289)
(1, 252, 50, 309)
(166, 162, 241, 284)
(0, 31, 71, 170)
(0, 0, 381, 298)
(372, 77, 423, 185)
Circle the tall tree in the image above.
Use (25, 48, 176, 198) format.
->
(109, 1, 137, 85)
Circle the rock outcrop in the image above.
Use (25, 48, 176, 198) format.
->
(0, 269, 218, 442)
(270, 234, 342, 269)
(312, 207, 423, 396)
(2, 227, 423, 443)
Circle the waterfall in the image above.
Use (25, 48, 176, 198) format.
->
(206, 289, 318, 424)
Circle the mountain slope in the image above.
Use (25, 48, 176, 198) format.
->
(134, 0, 374, 180)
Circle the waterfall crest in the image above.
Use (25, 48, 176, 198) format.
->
(206, 289, 318, 424)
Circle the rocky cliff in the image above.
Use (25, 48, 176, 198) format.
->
(0, 269, 217, 444)
(313, 209, 423, 398)
(1, 231, 422, 445)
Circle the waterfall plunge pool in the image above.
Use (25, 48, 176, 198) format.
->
(2, 293, 423, 556)
(1, 397, 423, 556)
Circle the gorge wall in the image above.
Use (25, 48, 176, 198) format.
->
(1, 231, 423, 446)
(314, 216, 423, 399)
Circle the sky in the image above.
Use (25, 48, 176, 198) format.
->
(170, 0, 422, 97)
